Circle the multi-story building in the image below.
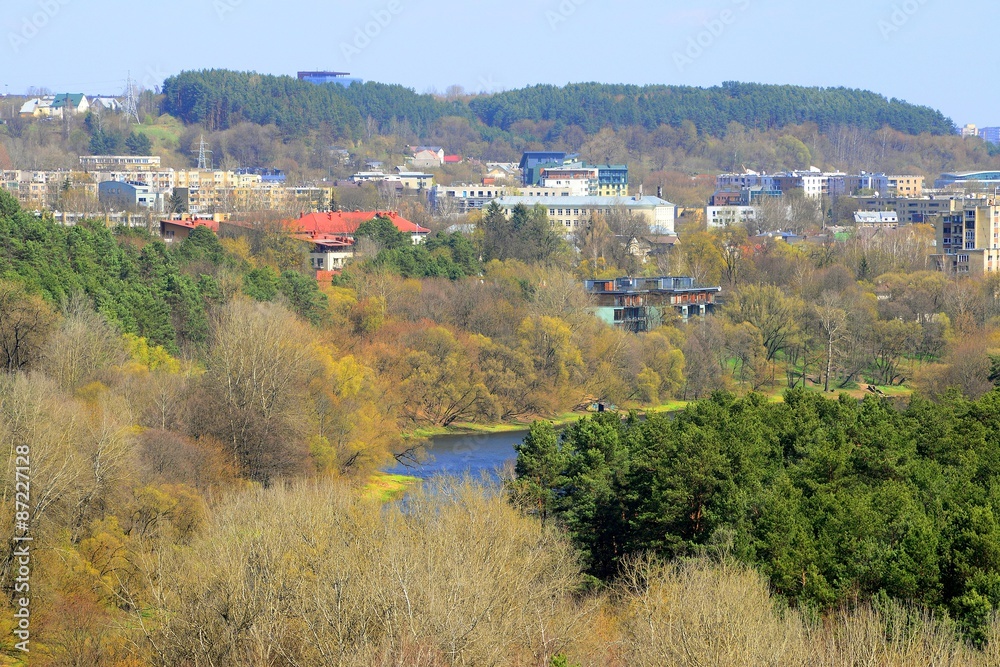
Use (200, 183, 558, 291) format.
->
(594, 165, 630, 197)
(496, 194, 676, 234)
(936, 171, 1000, 189)
(706, 205, 757, 228)
(888, 175, 925, 197)
(853, 195, 977, 223)
(297, 71, 363, 87)
(844, 172, 890, 195)
(718, 169, 922, 201)
(79, 155, 162, 171)
(98, 181, 165, 211)
(929, 203, 1000, 275)
(429, 184, 589, 214)
(540, 165, 598, 196)
(585, 276, 721, 331)
(978, 127, 1000, 146)
(519, 151, 575, 186)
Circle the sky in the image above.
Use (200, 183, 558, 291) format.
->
(1, 0, 993, 128)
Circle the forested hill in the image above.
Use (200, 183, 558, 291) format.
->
(470, 81, 956, 136)
(161, 70, 955, 139)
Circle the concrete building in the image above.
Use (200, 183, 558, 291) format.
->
(585, 276, 721, 331)
(297, 71, 363, 87)
(80, 155, 162, 171)
(936, 171, 1000, 189)
(540, 165, 598, 196)
(706, 205, 757, 228)
(888, 175, 925, 197)
(979, 127, 1000, 145)
(594, 165, 630, 197)
(98, 181, 164, 212)
(929, 204, 1000, 275)
(496, 194, 677, 234)
(854, 211, 900, 225)
(852, 195, 968, 223)
(519, 151, 574, 186)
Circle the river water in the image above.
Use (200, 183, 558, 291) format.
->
(385, 429, 531, 481)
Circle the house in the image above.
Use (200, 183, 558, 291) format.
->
(19, 97, 55, 117)
(52, 93, 89, 116)
(91, 97, 122, 113)
(159, 218, 220, 243)
(408, 146, 445, 169)
(444, 155, 463, 164)
(286, 210, 430, 245)
(305, 234, 354, 271)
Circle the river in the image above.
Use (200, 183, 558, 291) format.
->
(385, 429, 531, 481)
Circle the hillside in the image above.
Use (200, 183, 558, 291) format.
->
(161, 70, 956, 140)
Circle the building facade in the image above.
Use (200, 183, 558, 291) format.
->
(585, 276, 721, 331)
(929, 204, 1000, 275)
(496, 195, 677, 234)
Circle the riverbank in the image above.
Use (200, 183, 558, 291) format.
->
(402, 411, 588, 440)
(401, 383, 912, 441)
(363, 472, 420, 502)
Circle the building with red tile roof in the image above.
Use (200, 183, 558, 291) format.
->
(285, 210, 430, 244)
(159, 217, 220, 243)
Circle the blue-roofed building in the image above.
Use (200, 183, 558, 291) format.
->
(594, 164, 629, 197)
(519, 151, 577, 185)
(935, 171, 1000, 188)
(297, 71, 363, 87)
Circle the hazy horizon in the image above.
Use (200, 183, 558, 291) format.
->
(3, 0, 994, 127)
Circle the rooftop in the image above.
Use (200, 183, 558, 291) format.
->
(497, 195, 675, 208)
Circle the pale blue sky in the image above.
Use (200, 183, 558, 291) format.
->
(2, 0, 991, 127)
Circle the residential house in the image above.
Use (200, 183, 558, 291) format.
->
(408, 146, 445, 169)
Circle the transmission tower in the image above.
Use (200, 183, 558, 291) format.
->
(195, 134, 213, 170)
(123, 71, 140, 125)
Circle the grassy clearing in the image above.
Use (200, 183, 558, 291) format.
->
(362, 472, 420, 502)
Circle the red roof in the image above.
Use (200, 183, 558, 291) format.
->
(286, 211, 430, 236)
(295, 232, 355, 249)
(161, 218, 220, 232)
(444, 155, 462, 163)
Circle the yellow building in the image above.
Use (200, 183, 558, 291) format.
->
(929, 204, 1000, 275)
(888, 175, 924, 197)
